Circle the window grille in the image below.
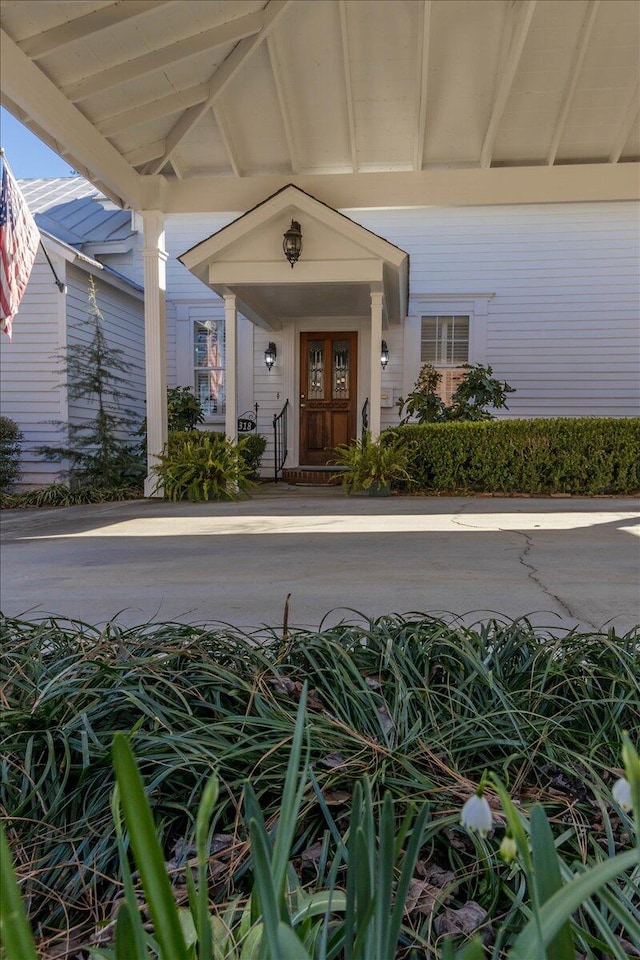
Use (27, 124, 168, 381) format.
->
(194, 318, 225, 417)
(421, 315, 470, 403)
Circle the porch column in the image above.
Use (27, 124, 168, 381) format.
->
(224, 293, 238, 441)
(369, 291, 383, 440)
(142, 210, 168, 497)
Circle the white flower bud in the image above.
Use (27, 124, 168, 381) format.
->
(499, 834, 518, 863)
(461, 793, 493, 836)
(612, 777, 632, 812)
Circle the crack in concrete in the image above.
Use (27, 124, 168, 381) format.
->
(450, 499, 480, 529)
(509, 528, 598, 630)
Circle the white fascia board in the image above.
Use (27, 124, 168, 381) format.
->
(83, 239, 136, 256)
(41, 231, 141, 296)
(207, 260, 383, 286)
(181, 185, 407, 272)
(157, 163, 640, 214)
(73, 259, 145, 301)
(1, 30, 141, 208)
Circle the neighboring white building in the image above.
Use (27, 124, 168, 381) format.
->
(0, 180, 146, 487)
(1, 176, 638, 486)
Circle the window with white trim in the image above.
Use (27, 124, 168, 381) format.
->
(421, 315, 469, 404)
(194, 318, 225, 417)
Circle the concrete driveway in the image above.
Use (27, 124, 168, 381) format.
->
(1, 487, 638, 633)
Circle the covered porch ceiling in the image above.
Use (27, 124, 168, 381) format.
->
(1, 0, 639, 213)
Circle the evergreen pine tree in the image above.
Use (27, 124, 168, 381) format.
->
(37, 278, 145, 489)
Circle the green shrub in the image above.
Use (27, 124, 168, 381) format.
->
(385, 417, 640, 494)
(234, 430, 267, 480)
(155, 430, 258, 500)
(0, 416, 22, 490)
(398, 362, 515, 423)
(167, 385, 205, 431)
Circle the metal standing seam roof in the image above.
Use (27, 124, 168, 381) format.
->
(18, 177, 136, 249)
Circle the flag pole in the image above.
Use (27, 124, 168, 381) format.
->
(38, 238, 67, 294)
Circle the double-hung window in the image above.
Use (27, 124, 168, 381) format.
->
(194, 318, 225, 417)
(420, 315, 469, 403)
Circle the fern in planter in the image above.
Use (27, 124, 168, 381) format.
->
(155, 431, 255, 501)
(331, 430, 410, 495)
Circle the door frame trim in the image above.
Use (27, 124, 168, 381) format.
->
(283, 317, 370, 468)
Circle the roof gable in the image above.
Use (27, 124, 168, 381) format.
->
(179, 184, 408, 271)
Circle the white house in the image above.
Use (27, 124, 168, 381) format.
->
(2, 174, 638, 486)
(1, 0, 638, 491)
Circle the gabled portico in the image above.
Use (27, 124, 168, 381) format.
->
(178, 185, 408, 467)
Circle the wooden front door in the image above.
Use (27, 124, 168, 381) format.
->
(299, 332, 358, 465)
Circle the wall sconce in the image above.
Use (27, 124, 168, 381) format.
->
(381, 340, 389, 369)
(283, 219, 303, 267)
(264, 341, 277, 371)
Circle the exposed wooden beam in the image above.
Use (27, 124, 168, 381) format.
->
(338, 0, 358, 173)
(609, 83, 640, 163)
(169, 155, 185, 180)
(96, 86, 210, 138)
(145, 162, 640, 214)
(413, 0, 432, 172)
(0, 29, 140, 206)
(123, 140, 167, 167)
(547, 0, 600, 166)
(145, 0, 292, 175)
(480, 0, 536, 169)
(19, 1, 175, 60)
(213, 103, 243, 177)
(267, 32, 298, 173)
(61, 10, 264, 103)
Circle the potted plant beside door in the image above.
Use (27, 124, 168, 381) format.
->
(331, 430, 410, 496)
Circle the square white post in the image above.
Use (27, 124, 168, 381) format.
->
(224, 293, 238, 442)
(369, 291, 383, 440)
(142, 210, 168, 497)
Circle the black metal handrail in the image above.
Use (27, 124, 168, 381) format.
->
(273, 399, 289, 482)
(361, 397, 369, 440)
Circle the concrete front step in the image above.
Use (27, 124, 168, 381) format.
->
(281, 466, 346, 486)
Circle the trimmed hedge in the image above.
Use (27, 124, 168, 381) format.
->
(385, 417, 640, 495)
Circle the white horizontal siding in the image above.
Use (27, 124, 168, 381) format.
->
(66, 264, 146, 435)
(0, 254, 68, 487)
(346, 201, 640, 419)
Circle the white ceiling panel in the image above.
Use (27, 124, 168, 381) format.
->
(423, 0, 507, 165)
(269, 1, 351, 173)
(1, 0, 637, 210)
(218, 42, 291, 175)
(0, 1, 108, 41)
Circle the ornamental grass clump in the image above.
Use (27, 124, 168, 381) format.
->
(1, 613, 639, 957)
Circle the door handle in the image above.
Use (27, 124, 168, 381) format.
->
(300, 403, 306, 408)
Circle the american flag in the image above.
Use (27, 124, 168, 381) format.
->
(0, 155, 40, 339)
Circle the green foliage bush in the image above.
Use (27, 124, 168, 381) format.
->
(155, 430, 264, 500)
(0, 416, 22, 490)
(1, 482, 142, 509)
(331, 429, 410, 493)
(167, 385, 205, 431)
(398, 362, 515, 424)
(385, 417, 640, 494)
(232, 430, 267, 480)
(2, 613, 638, 955)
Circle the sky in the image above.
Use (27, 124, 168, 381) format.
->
(1, 107, 75, 179)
